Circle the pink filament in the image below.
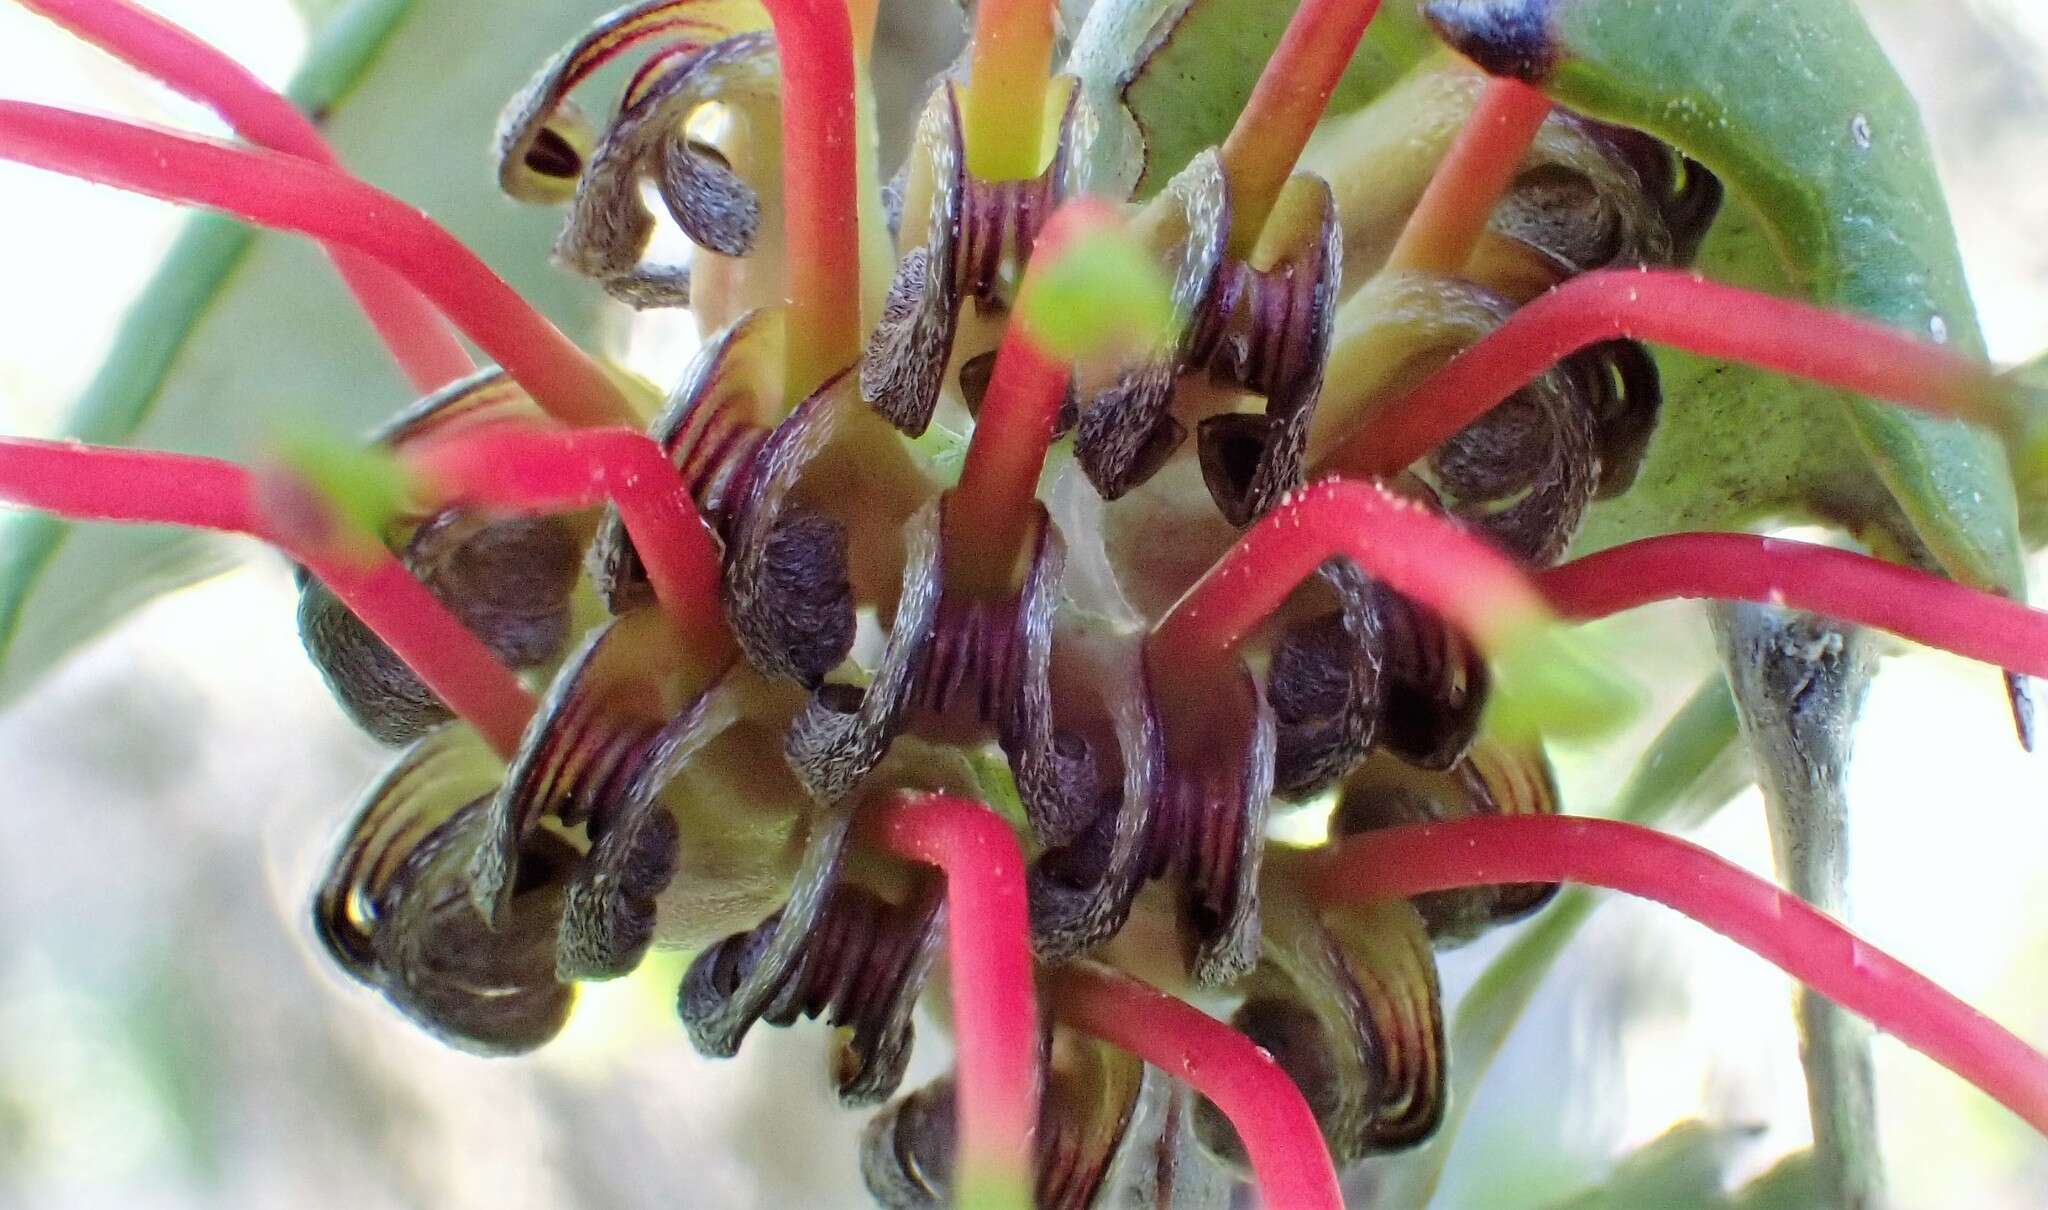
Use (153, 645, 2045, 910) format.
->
(1385, 75, 1553, 275)
(866, 793, 1040, 1204)
(759, 0, 861, 398)
(1218, 0, 1384, 250)
(1054, 963, 1343, 1210)
(1540, 531, 2048, 678)
(0, 101, 633, 428)
(1329, 269, 2003, 478)
(1310, 815, 2048, 1137)
(949, 199, 1121, 582)
(1151, 477, 1549, 664)
(21, 0, 475, 392)
(0, 437, 534, 756)
(403, 425, 733, 667)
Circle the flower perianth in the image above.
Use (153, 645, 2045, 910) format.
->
(403, 425, 737, 678)
(965, 0, 1058, 181)
(0, 101, 634, 428)
(1327, 269, 2010, 480)
(0, 437, 536, 756)
(1218, 0, 1384, 255)
(761, 0, 862, 403)
(21, 0, 476, 394)
(1051, 963, 1344, 1210)
(1540, 531, 2048, 678)
(1309, 815, 2048, 1137)
(1384, 75, 1553, 275)
(865, 792, 1040, 1210)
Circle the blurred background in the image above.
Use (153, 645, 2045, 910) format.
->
(0, 1, 2045, 1207)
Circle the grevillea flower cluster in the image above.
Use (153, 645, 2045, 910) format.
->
(4, 0, 2048, 1206)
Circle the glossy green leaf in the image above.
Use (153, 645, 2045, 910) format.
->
(0, 0, 626, 706)
(1535, 1131, 1818, 1210)
(1067, 0, 1435, 197)
(1372, 677, 1747, 1208)
(2011, 352, 2048, 545)
(1543, 1120, 1757, 1210)
(1425, 0, 2025, 602)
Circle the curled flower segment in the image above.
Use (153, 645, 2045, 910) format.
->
(297, 373, 582, 746)
(864, 1025, 1235, 1209)
(1332, 737, 1563, 943)
(1194, 873, 1445, 1170)
(792, 202, 1129, 844)
(682, 782, 1045, 1161)
(1050, 962, 1345, 1210)
(314, 725, 578, 1054)
(862, 78, 1079, 438)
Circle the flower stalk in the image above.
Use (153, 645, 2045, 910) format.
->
(0, 437, 535, 755)
(1327, 268, 2010, 479)
(20, 0, 476, 393)
(1050, 963, 1344, 1210)
(1384, 75, 1553, 275)
(1308, 815, 2048, 1136)
(0, 101, 635, 428)
(864, 792, 1040, 1210)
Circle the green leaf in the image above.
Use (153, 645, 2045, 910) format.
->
(1534, 1130, 1819, 1210)
(1541, 1120, 1761, 1210)
(0, 0, 628, 707)
(1732, 1151, 1822, 1210)
(1428, 0, 2025, 602)
(1371, 677, 1748, 1208)
(1067, 0, 1436, 197)
(1484, 621, 1640, 742)
(2010, 352, 2048, 545)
